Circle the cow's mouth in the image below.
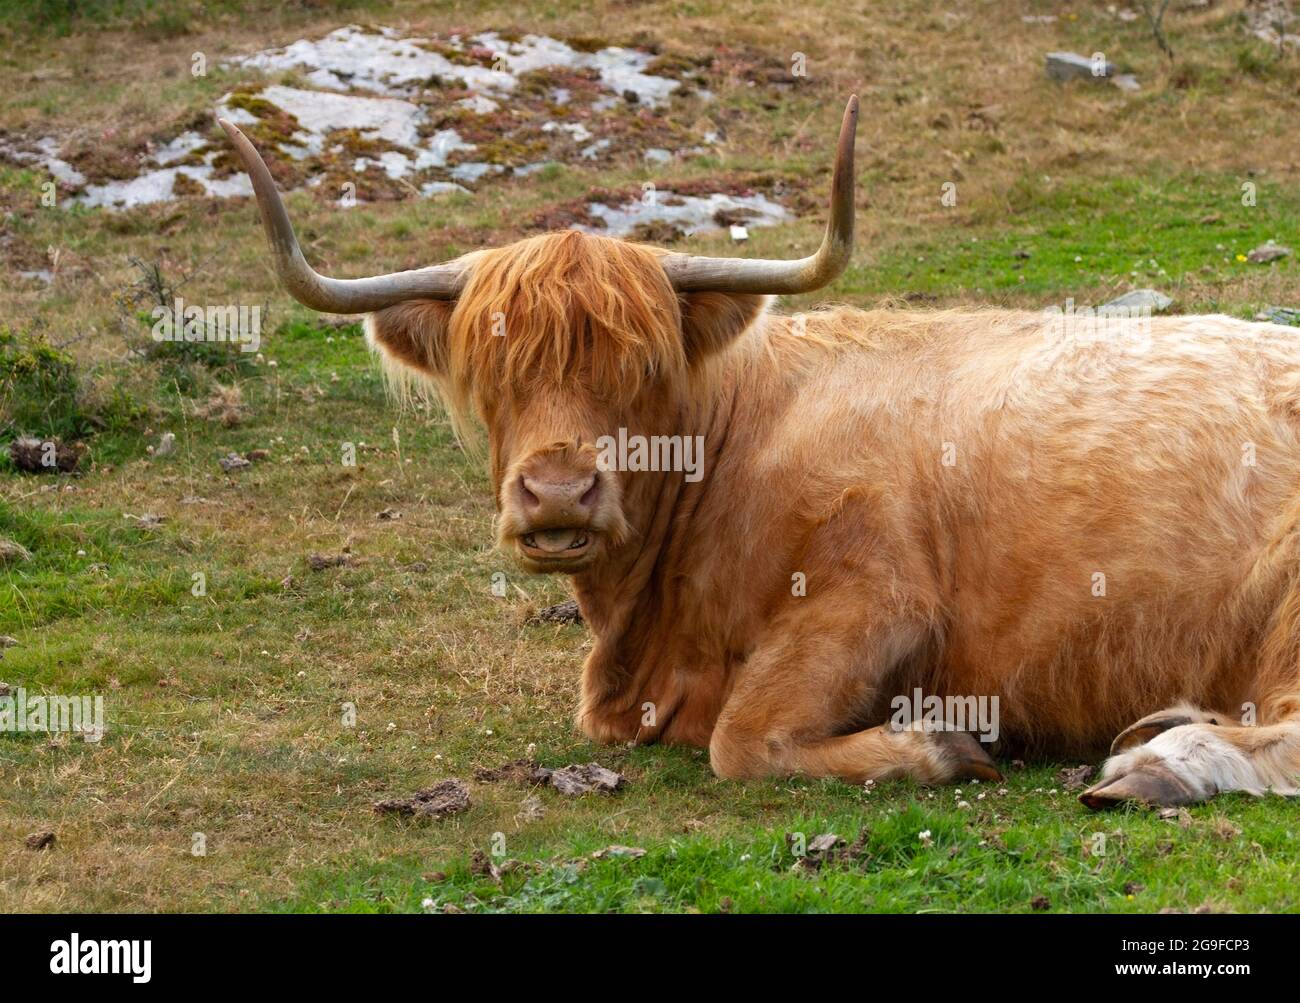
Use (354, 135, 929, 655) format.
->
(517, 527, 596, 566)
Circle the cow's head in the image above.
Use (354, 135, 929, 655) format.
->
(220, 96, 857, 574)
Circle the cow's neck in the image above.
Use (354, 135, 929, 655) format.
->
(571, 353, 747, 748)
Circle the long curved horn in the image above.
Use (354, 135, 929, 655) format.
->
(661, 94, 858, 295)
(218, 118, 468, 312)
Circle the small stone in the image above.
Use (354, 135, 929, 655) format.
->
(1045, 51, 1114, 82)
(1247, 242, 1292, 264)
(1099, 288, 1173, 313)
(218, 452, 251, 472)
(1257, 306, 1300, 326)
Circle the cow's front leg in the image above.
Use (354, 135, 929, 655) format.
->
(707, 603, 1000, 785)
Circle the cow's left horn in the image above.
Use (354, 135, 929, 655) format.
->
(219, 118, 468, 312)
(661, 94, 858, 295)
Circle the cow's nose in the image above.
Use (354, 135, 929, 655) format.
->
(518, 472, 599, 522)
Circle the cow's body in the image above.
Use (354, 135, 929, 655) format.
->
(571, 306, 1300, 801)
(226, 96, 1300, 806)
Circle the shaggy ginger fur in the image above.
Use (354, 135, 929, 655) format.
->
(367, 230, 1300, 809)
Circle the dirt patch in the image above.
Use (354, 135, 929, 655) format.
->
(25, 831, 56, 851)
(1057, 765, 1096, 791)
(373, 778, 471, 819)
(9, 436, 84, 473)
(475, 757, 626, 795)
(526, 599, 583, 625)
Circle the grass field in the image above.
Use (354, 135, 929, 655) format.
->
(2, 0, 1300, 913)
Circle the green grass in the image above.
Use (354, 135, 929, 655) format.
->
(3, 1, 1300, 914)
(832, 173, 1298, 310)
(3, 312, 1298, 913)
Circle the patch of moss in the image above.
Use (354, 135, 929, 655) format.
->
(170, 172, 206, 198)
(564, 35, 612, 54)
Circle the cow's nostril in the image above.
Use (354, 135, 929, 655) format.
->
(518, 476, 541, 509)
(579, 477, 600, 508)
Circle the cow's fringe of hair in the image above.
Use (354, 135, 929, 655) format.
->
(445, 231, 688, 426)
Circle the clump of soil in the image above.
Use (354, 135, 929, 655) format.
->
(475, 757, 626, 795)
(25, 831, 56, 851)
(192, 384, 247, 427)
(373, 778, 471, 819)
(786, 827, 872, 873)
(308, 552, 352, 571)
(526, 600, 583, 625)
(8, 436, 84, 473)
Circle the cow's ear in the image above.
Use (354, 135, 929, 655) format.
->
(679, 292, 768, 364)
(365, 300, 455, 377)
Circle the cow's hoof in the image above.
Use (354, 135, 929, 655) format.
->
(932, 729, 1003, 782)
(1079, 762, 1197, 810)
(1110, 714, 1193, 756)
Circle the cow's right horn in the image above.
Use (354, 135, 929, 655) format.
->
(219, 118, 469, 313)
(660, 94, 858, 296)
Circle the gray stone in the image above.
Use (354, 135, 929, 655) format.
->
(1256, 306, 1300, 326)
(1046, 51, 1115, 82)
(1247, 242, 1292, 264)
(1099, 289, 1173, 313)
